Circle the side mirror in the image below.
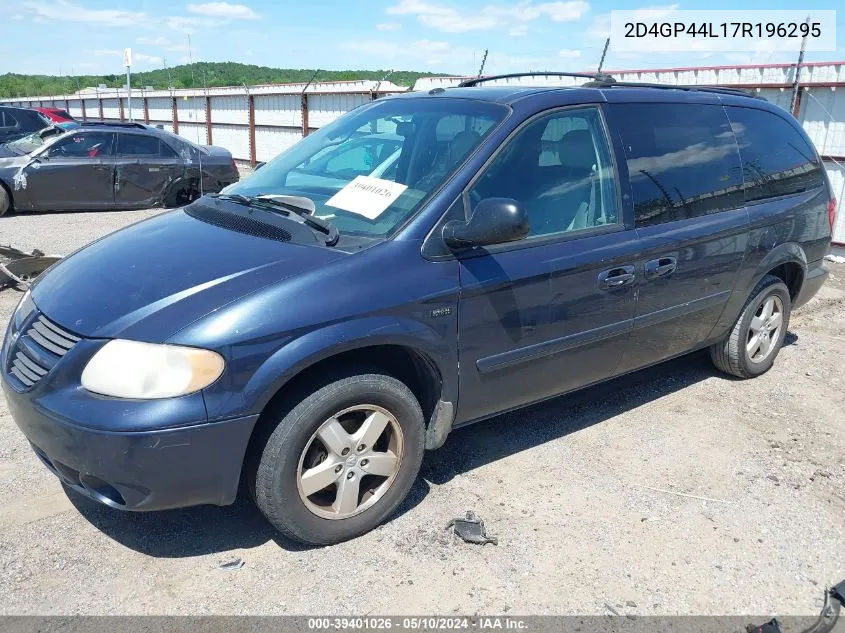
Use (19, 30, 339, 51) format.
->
(254, 161, 266, 171)
(442, 197, 529, 251)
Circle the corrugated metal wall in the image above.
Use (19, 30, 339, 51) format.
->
(4, 66, 844, 240)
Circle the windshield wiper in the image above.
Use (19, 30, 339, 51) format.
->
(210, 193, 340, 246)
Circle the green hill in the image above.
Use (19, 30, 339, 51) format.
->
(0, 62, 444, 98)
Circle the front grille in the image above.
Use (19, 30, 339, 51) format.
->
(8, 314, 80, 389)
(185, 206, 292, 242)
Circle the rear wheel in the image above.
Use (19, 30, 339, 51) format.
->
(251, 371, 425, 545)
(710, 274, 791, 378)
(0, 186, 10, 217)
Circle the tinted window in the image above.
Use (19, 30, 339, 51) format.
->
(119, 134, 161, 156)
(469, 107, 619, 238)
(725, 106, 824, 203)
(48, 132, 114, 158)
(2, 111, 18, 127)
(159, 141, 178, 158)
(612, 103, 744, 227)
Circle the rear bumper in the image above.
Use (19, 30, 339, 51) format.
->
(794, 259, 829, 310)
(2, 376, 259, 511)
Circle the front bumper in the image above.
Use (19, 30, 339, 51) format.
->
(2, 378, 259, 510)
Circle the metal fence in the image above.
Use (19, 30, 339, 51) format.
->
(3, 64, 845, 242)
(1, 80, 407, 165)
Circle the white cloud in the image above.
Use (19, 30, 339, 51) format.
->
(559, 49, 581, 58)
(509, 25, 528, 36)
(186, 2, 259, 19)
(376, 22, 402, 31)
(135, 53, 164, 65)
(588, 13, 610, 39)
(628, 4, 679, 20)
(93, 49, 122, 57)
(12, 13, 24, 20)
(136, 36, 191, 52)
(164, 15, 226, 32)
(386, 0, 588, 33)
(22, 0, 146, 26)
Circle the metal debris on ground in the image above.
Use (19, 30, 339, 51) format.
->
(824, 254, 845, 264)
(0, 244, 61, 290)
(446, 511, 498, 545)
(217, 558, 245, 570)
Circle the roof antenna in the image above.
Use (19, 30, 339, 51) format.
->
(789, 16, 810, 116)
(477, 48, 489, 77)
(597, 37, 610, 73)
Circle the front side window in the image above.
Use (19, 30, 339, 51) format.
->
(468, 107, 619, 239)
(47, 132, 114, 158)
(612, 103, 744, 227)
(725, 106, 824, 202)
(227, 98, 508, 238)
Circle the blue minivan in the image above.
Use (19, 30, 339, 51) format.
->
(1, 74, 835, 544)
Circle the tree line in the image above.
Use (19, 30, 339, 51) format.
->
(0, 62, 444, 98)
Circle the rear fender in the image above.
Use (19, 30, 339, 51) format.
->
(709, 242, 807, 338)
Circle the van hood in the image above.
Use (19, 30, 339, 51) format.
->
(31, 206, 346, 341)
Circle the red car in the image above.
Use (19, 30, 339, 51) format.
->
(31, 106, 74, 123)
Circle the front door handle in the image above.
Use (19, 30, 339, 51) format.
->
(645, 256, 677, 279)
(598, 265, 635, 289)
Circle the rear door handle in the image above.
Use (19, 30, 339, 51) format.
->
(645, 256, 677, 279)
(598, 265, 635, 289)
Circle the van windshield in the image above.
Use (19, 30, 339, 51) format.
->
(224, 97, 508, 238)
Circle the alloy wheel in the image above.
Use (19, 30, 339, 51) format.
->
(296, 405, 404, 520)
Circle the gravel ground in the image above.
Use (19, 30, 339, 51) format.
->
(0, 207, 843, 616)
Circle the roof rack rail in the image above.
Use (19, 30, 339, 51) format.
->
(584, 80, 765, 99)
(82, 121, 148, 129)
(458, 71, 616, 87)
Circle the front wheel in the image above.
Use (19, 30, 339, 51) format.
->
(710, 274, 791, 379)
(251, 371, 425, 545)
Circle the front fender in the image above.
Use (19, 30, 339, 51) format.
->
(201, 315, 458, 422)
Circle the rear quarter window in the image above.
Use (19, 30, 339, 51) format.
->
(724, 106, 824, 203)
(612, 103, 744, 227)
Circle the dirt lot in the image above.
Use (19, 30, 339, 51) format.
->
(0, 209, 843, 616)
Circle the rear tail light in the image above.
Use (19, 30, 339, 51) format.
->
(828, 197, 837, 232)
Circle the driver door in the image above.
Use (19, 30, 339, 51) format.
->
(27, 131, 116, 210)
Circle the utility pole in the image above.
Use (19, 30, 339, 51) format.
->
(597, 38, 610, 73)
(477, 49, 489, 77)
(123, 48, 132, 121)
(164, 57, 173, 89)
(789, 16, 810, 116)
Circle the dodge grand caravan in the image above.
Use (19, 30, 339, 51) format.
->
(2, 73, 835, 545)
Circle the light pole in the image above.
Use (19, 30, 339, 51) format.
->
(123, 48, 133, 122)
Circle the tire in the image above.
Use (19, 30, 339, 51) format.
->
(251, 371, 425, 545)
(709, 274, 791, 379)
(162, 181, 196, 208)
(0, 185, 10, 217)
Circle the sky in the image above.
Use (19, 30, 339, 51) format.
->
(1, 0, 843, 78)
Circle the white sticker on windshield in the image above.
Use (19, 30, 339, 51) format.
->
(325, 176, 407, 220)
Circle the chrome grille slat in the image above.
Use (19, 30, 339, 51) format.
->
(32, 321, 77, 349)
(10, 366, 36, 387)
(5, 313, 81, 390)
(14, 352, 47, 376)
(28, 329, 68, 356)
(11, 358, 41, 383)
(37, 316, 81, 342)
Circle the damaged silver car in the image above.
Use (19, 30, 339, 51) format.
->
(0, 122, 239, 216)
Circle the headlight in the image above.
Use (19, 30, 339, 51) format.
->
(13, 289, 35, 331)
(81, 339, 225, 399)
